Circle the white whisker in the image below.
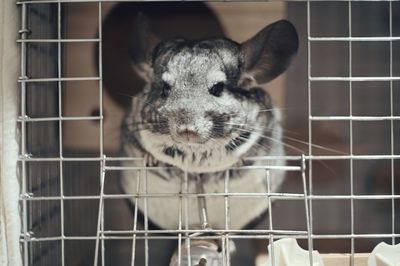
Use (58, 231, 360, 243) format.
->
(233, 127, 306, 154)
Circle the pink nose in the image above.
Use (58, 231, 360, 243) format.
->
(176, 129, 200, 143)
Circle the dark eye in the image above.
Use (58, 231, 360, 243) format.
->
(161, 82, 171, 97)
(209, 82, 225, 97)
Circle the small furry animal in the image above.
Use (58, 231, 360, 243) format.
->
(121, 16, 298, 230)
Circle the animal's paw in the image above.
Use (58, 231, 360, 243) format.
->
(240, 158, 253, 166)
(144, 153, 158, 167)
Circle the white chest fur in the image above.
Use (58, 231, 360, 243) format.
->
(120, 145, 285, 230)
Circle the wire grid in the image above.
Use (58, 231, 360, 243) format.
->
(17, 0, 399, 266)
(304, 2, 399, 266)
(306, 0, 398, 243)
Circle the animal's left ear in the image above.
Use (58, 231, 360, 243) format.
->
(130, 13, 160, 82)
(240, 20, 299, 86)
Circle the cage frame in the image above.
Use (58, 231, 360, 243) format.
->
(13, 0, 400, 265)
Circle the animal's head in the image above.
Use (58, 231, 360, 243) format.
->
(128, 16, 298, 172)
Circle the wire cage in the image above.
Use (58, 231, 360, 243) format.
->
(15, 1, 400, 266)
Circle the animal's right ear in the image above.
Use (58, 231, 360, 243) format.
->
(239, 20, 298, 86)
(130, 13, 160, 82)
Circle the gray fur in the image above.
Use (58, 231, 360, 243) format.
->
(121, 19, 298, 229)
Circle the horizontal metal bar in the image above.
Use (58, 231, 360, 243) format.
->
(19, 114, 400, 123)
(16, 0, 200, 3)
(105, 165, 301, 171)
(17, 116, 102, 122)
(18, 157, 103, 162)
(20, 234, 301, 243)
(17, 0, 169, 3)
(17, 154, 400, 163)
(19, 192, 306, 201)
(309, 36, 400, 42)
(306, 155, 400, 160)
(19, 233, 400, 243)
(310, 76, 400, 82)
(102, 229, 308, 235)
(19, 229, 308, 242)
(21, 236, 63, 242)
(21, 157, 296, 163)
(102, 157, 145, 161)
(105, 155, 400, 161)
(17, 0, 400, 4)
(20, 195, 100, 200)
(310, 115, 400, 121)
(20, 193, 400, 202)
(17, 156, 145, 162)
(18, 156, 300, 162)
(230, 165, 301, 171)
(310, 195, 400, 200)
(244, 155, 304, 161)
(17, 38, 100, 43)
(233, 233, 400, 240)
(104, 166, 171, 171)
(18, 77, 100, 83)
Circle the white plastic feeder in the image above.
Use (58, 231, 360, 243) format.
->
(265, 238, 324, 266)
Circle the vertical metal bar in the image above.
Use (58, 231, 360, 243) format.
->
(266, 170, 275, 266)
(19, 3, 29, 265)
(224, 170, 230, 231)
(306, 2, 315, 265)
(225, 234, 230, 266)
(196, 176, 209, 230)
(184, 171, 191, 266)
(348, 2, 355, 265)
(130, 170, 141, 266)
(94, 157, 106, 266)
(143, 159, 149, 266)
(98, 0, 104, 157)
(178, 173, 183, 266)
(301, 155, 313, 266)
(389, 0, 396, 246)
(97, 3, 105, 265)
(221, 235, 226, 266)
(57, 3, 65, 266)
(224, 170, 230, 266)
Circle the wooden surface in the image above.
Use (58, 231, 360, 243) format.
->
(322, 254, 369, 266)
(257, 253, 369, 266)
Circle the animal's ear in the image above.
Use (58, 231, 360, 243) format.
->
(240, 20, 298, 86)
(130, 13, 160, 82)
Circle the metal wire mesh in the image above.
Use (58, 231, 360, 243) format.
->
(17, 1, 399, 266)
